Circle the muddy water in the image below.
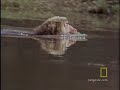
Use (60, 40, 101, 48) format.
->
(1, 25, 119, 90)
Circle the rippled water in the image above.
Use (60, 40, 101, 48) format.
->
(1, 24, 119, 90)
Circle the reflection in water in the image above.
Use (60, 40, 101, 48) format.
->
(1, 26, 87, 56)
(37, 38, 76, 56)
(32, 35, 87, 56)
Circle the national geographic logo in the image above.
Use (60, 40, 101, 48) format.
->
(100, 67, 108, 78)
(88, 67, 108, 82)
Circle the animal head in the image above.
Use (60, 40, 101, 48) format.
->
(33, 16, 78, 35)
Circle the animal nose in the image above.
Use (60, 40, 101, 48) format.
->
(72, 27, 77, 32)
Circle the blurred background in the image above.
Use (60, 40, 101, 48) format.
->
(1, 0, 119, 32)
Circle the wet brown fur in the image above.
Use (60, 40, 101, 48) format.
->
(33, 16, 67, 35)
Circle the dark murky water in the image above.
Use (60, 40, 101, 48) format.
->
(1, 25, 119, 90)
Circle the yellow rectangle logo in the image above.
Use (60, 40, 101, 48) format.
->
(100, 67, 108, 78)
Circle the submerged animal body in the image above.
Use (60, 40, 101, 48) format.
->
(1, 16, 87, 41)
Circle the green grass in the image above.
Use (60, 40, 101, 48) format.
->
(1, 0, 55, 19)
(1, 0, 119, 19)
(1, 9, 54, 20)
(1, 0, 119, 31)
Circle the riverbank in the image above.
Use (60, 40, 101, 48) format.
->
(1, 0, 119, 16)
(1, 14, 119, 33)
(1, 0, 119, 32)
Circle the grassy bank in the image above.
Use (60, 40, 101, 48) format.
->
(1, 0, 119, 19)
(1, 0, 119, 31)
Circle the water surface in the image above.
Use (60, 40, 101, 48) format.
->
(1, 25, 119, 90)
